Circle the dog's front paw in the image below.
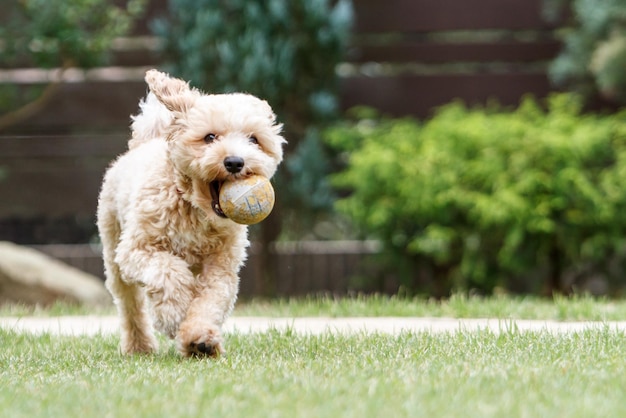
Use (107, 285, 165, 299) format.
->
(176, 324, 225, 358)
(145, 282, 194, 339)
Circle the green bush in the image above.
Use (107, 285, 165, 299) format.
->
(326, 96, 626, 296)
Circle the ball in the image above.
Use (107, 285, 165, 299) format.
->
(218, 175, 275, 225)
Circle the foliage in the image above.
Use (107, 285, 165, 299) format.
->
(326, 95, 626, 295)
(544, 0, 626, 103)
(0, 0, 145, 68)
(155, 0, 351, 131)
(0, 0, 145, 127)
(154, 0, 353, 235)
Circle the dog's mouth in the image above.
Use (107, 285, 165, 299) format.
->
(209, 180, 227, 218)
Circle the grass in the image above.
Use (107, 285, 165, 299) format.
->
(3, 293, 626, 321)
(0, 300, 116, 317)
(2, 296, 626, 417)
(236, 293, 626, 321)
(1, 327, 625, 418)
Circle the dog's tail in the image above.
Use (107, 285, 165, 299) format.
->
(128, 92, 173, 149)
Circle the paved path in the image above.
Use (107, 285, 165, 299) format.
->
(2, 316, 626, 336)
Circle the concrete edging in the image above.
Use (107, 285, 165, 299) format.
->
(2, 316, 626, 336)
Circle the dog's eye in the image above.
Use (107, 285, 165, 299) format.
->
(204, 133, 217, 144)
(249, 135, 259, 145)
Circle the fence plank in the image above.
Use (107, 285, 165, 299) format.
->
(2, 81, 146, 132)
(0, 161, 109, 217)
(0, 135, 127, 217)
(0, 135, 128, 157)
(2, 48, 160, 69)
(340, 72, 552, 117)
(350, 40, 561, 63)
(353, 0, 561, 32)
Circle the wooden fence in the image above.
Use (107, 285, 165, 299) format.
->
(32, 241, 385, 296)
(1, 0, 566, 132)
(0, 0, 571, 292)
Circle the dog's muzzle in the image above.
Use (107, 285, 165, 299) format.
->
(210, 181, 227, 218)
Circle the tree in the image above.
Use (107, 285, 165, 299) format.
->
(0, 0, 145, 130)
(155, 0, 353, 294)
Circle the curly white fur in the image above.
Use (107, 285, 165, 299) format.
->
(128, 92, 173, 149)
(97, 70, 285, 357)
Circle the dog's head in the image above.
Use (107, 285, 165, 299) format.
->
(144, 70, 286, 219)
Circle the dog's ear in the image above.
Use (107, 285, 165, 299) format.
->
(145, 69, 198, 114)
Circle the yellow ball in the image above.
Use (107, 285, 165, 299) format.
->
(219, 175, 275, 225)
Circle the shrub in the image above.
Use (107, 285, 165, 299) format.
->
(326, 96, 626, 296)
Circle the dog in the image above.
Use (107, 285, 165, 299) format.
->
(97, 69, 285, 357)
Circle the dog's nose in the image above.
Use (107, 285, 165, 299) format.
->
(224, 156, 245, 173)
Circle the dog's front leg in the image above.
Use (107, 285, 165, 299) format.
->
(176, 258, 240, 357)
(115, 248, 195, 339)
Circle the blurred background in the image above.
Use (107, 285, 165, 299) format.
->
(1, 0, 625, 303)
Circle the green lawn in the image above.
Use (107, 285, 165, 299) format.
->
(236, 293, 626, 321)
(2, 296, 626, 417)
(1, 327, 625, 418)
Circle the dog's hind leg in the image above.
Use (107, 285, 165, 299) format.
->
(106, 275, 159, 355)
(99, 216, 158, 355)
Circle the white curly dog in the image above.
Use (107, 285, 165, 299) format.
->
(97, 69, 285, 357)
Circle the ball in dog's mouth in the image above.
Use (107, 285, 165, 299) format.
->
(218, 176, 275, 225)
(209, 180, 227, 218)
